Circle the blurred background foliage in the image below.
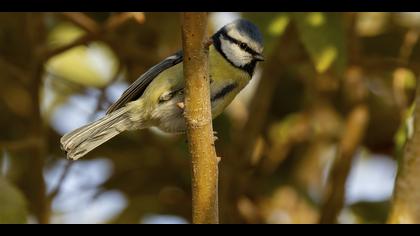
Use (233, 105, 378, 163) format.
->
(0, 12, 418, 224)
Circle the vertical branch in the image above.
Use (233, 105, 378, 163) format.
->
(399, 28, 419, 64)
(220, 25, 304, 223)
(26, 12, 49, 224)
(233, 25, 297, 168)
(388, 81, 420, 224)
(320, 105, 369, 224)
(319, 15, 369, 223)
(181, 12, 219, 224)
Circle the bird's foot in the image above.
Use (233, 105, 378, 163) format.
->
(176, 102, 185, 110)
(213, 131, 218, 143)
(205, 38, 214, 50)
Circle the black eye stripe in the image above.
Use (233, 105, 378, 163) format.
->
(222, 32, 259, 56)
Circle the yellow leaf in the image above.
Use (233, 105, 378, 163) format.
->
(268, 15, 290, 36)
(46, 23, 119, 88)
(315, 46, 337, 73)
(293, 13, 347, 74)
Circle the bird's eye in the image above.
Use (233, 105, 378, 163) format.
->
(240, 43, 247, 49)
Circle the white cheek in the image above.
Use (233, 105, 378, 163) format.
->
(220, 38, 252, 67)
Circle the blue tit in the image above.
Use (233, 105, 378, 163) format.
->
(61, 19, 264, 160)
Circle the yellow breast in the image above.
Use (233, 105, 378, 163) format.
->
(208, 45, 251, 118)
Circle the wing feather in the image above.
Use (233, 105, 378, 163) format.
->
(106, 50, 183, 114)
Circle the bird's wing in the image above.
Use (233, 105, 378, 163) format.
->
(106, 50, 184, 114)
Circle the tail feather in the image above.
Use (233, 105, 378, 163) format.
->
(60, 107, 134, 160)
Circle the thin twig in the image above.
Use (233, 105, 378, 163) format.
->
(44, 33, 98, 61)
(319, 105, 369, 224)
(90, 62, 124, 120)
(105, 12, 145, 31)
(59, 12, 100, 34)
(0, 56, 30, 87)
(48, 161, 74, 200)
(0, 137, 43, 151)
(45, 12, 146, 61)
(399, 28, 420, 64)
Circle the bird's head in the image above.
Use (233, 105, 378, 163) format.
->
(212, 19, 264, 75)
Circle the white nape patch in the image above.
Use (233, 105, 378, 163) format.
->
(220, 35, 252, 67)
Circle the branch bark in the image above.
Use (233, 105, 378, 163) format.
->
(388, 80, 420, 224)
(181, 12, 219, 224)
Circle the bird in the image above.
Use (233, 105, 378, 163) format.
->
(60, 19, 264, 160)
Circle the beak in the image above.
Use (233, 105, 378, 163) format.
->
(254, 54, 265, 61)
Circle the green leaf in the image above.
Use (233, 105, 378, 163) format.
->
(0, 177, 28, 224)
(293, 13, 347, 74)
